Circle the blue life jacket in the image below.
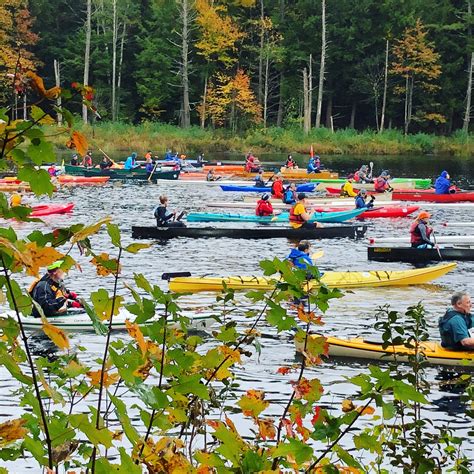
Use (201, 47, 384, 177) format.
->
(283, 188, 296, 204)
(287, 249, 313, 269)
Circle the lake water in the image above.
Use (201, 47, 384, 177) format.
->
(1, 154, 473, 471)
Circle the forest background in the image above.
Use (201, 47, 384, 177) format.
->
(1, 0, 474, 155)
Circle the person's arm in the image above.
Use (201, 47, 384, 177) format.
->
(460, 337, 474, 349)
(418, 223, 433, 246)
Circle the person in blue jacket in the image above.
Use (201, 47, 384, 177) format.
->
(283, 183, 297, 204)
(287, 241, 314, 269)
(307, 157, 320, 174)
(124, 152, 138, 170)
(434, 170, 452, 194)
(439, 291, 474, 350)
(355, 189, 375, 209)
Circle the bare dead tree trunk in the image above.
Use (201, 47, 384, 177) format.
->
(349, 101, 356, 129)
(179, 0, 191, 128)
(116, 22, 126, 120)
(315, 0, 326, 128)
(258, 0, 264, 104)
(404, 75, 413, 135)
(263, 54, 270, 127)
(276, 72, 284, 127)
(83, 0, 92, 124)
(325, 93, 332, 128)
(463, 52, 474, 132)
(111, 0, 118, 121)
(303, 67, 310, 134)
(380, 39, 389, 133)
(200, 72, 208, 128)
(54, 59, 62, 126)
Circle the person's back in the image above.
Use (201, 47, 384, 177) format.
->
(255, 194, 273, 216)
(439, 292, 474, 350)
(283, 186, 297, 204)
(255, 173, 265, 187)
(124, 153, 137, 170)
(287, 248, 313, 269)
(271, 179, 284, 199)
(435, 171, 451, 194)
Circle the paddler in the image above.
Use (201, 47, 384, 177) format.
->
(283, 183, 297, 204)
(271, 174, 284, 199)
(124, 152, 139, 170)
(99, 156, 113, 170)
(289, 193, 322, 229)
(255, 193, 274, 217)
(10, 193, 22, 207)
(206, 168, 221, 181)
(245, 152, 261, 172)
(307, 156, 320, 174)
(355, 189, 375, 209)
(434, 170, 455, 194)
(287, 240, 314, 269)
(82, 150, 93, 167)
(374, 171, 393, 193)
(255, 169, 266, 188)
(29, 260, 82, 318)
(340, 174, 357, 197)
(410, 211, 435, 248)
(285, 155, 297, 169)
(154, 195, 186, 227)
(439, 292, 474, 350)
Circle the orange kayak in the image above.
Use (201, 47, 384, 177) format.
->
(58, 175, 110, 184)
(203, 165, 245, 172)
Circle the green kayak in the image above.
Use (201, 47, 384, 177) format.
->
(64, 164, 180, 180)
(311, 177, 432, 189)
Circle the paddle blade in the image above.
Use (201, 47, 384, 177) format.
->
(311, 250, 324, 261)
(162, 272, 191, 280)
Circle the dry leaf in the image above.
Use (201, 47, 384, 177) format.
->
(42, 321, 70, 350)
(125, 320, 147, 355)
(0, 418, 28, 446)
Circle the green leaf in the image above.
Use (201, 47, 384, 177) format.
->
(334, 444, 364, 469)
(81, 300, 108, 335)
(17, 167, 54, 196)
(0, 344, 32, 385)
(124, 243, 150, 254)
(110, 395, 140, 444)
(23, 435, 48, 465)
(273, 438, 313, 464)
(10, 149, 28, 166)
(213, 423, 245, 465)
(265, 302, 295, 332)
(30, 105, 54, 125)
(132, 384, 170, 410)
(393, 380, 428, 404)
(90, 289, 123, 320)
(106, 223, 121, 248)
(26, 138, 55, 165)
(353, 432, 382, 454)
(134, 273, 153, 294)
(68, 414, 113, 448)
(173, 373, 210, 400)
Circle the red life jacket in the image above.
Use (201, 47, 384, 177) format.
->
(256, 200, 273, 216)
(271, 180, 284, 199)
(289, 204, 305, 224)
(374, 177, 387, 192)
(410, 221, 432, 245)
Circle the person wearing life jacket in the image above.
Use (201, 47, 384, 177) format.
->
(10, 193, 22, 207)
(355, 189, 375, 209)
(354, 165, 371, 183)
(271, 174, 284, 199)
(410, 211, 434, 248)
(255, 193, 274, 217)
(340, 174, 357, 197)
(245, 153, 261, 172)
(439, 291, 474, 350)
(29, 260, 82, 318)
(287, 240, 314, 269)
(283, 183, 297, 204)
(82, 150, 93, 167)
(285, 155, 297, 169)
(307, 157, 320, 174)
(434, 170, 454, 194)
(124, 152, 139, 170)
(154, 195, 186, 227)
(374, 171, 392, 193)
(289, 193, 322, 229)
(255, 170, 266, 188)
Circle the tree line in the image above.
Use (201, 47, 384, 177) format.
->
(1, 0, 473, 134)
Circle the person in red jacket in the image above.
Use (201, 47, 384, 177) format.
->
(255, 193, 274, 216)
(271, 174, 284, 199)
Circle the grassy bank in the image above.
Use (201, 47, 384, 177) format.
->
(51, 122, 473, 156)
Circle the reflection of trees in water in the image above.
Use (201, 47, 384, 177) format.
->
(28, 332, 59, 360)
(431, 369, 471, 416)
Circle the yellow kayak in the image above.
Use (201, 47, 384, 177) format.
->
(280, 168, 339, 180)
(295, 334, 474, 367)
(168, 263, 456, 293)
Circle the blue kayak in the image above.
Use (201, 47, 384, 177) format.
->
(220, 183, 316, 193)
(187, 208, 364, 224)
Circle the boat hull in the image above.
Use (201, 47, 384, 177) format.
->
(392, 190, 474, 202)
(219, 183, 316, 193)
(65, 164, 180, 180)
(132, 224, 368, 240)
(30, 203, 75, 217)
(368, 246, 474, 262)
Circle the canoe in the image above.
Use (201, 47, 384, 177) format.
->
(57, 175, 110, 184)
(368, 235, 474, 245)
(319, 206, 419, 219)
(295, 335, 473, 367)
(12, 309, 212, 332)
(206, 200, 400, 210)
(324, 187, 393, 196)
(132, 224, 368, 240)
(220, 183, 316, 193)
(186, 208, 365, 224)
(280, 168, 339, 180)
(30, 203, 75, 217)
(167, 262, 456, 293)
(311, 177, 432, 189)
(392, 190, 474, 203)
(64, 164, 180, 181)
(368, 246, 474, 263)
(316, 181, 417, 192)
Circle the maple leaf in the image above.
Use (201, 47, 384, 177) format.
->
(257, 417, 276, 440)
(0, 418, 28, 446)
(87, 370, 120, 388)
(125, 319, 147, 355)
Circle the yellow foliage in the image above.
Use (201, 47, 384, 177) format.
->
(125, 319, 147, 355)
(0, 418, 28, 446)
(26, 72, 61, 99)
(66, 131, 89, 157)
(256, 417, 276, 440)
(24, 243, 65, 277)
(42, 320, 70, 350)
(71, 217, 112, 244)
(90, 253, 120, 277)
(217, 344, 241, 364)
(86, 370, 120, 388)
(237, 389, 269, 418)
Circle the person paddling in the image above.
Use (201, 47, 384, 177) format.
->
(435, 170, 455, 194)
(124, 152, 139, 170)
(410, 211, 435, 248)
(206, 168, 222, 181)
(374, 171, 392, 193)
(283, 183, 297, 204)
(287, 240, 314, 269)
(340, 174, 357, 197)
(271, 174, 284, 199)
(307, 157, 320, 174)
(99, 156, 113, 170)
(255, 170, 266, 188)
(354, 165, 372, 183)
(255, 193, 274, 217)
(355, 189, 375, 209)
(29, 260, 82, 318)
(289, 193, 322, 229)
(285, 155, 297, 169)
(154, 195, 186, 228)
(439, 292, 474, 350)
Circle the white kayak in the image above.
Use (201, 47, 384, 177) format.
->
(369, 235, 474, 245)
(207, 200, 400, 210)
(7, 309, 213, 332)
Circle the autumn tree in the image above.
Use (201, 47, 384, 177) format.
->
(204, 69, 262, 131)
(195, 0, 244, 127)
(391, 19, 443, 134)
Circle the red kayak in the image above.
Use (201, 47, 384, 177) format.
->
(314, 206, 419, 219)
(30, 203, 75, 217)
(392, 190, 474, 202)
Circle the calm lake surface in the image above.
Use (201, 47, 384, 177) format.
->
(1, 154, 473, 471)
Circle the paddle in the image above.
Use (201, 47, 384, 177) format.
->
(98, 147, 118, 167)
(311, 250, 324, 261)
(264, 174, 276, 186)
(431, 230, 443, 261)
(147, 161, 159, 182)
(368, 161, 374, 180)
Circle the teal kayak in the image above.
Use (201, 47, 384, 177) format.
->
(187, 208, 365, 224)
(310, 177, 432, 189)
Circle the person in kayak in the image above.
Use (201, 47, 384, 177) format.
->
(285, 155, 297, 169)
(439, 292, 474, 350)
(245, 153, 261, 172)
(354, 165, 372, 183)
(29, 260, 82, 318)
(355, 189, 375, 209)
(154, 195, 186, 227)
(255, 170, 266, 187)
(10, 193, 23, 207)
(255, 193, 274, 216)
(70, 154, 79, 166)
(124, 152, 139, 170)
(48, 164, 59, 176)
(340, 174, 357, 197)
(99, 156, 113, 170)
(410, 211, 435, 248)
(82, 150, 93, 167)
(206, 168, 221, 181)
(290, 193, 322, 228)
(374, 171, 393, 193)
(434, 170, 454, 194)
(287, 240, 314, 269)
(271, 174, 284, 199)
(283, 183, 297, 204)
(307, 157, 320, 174)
